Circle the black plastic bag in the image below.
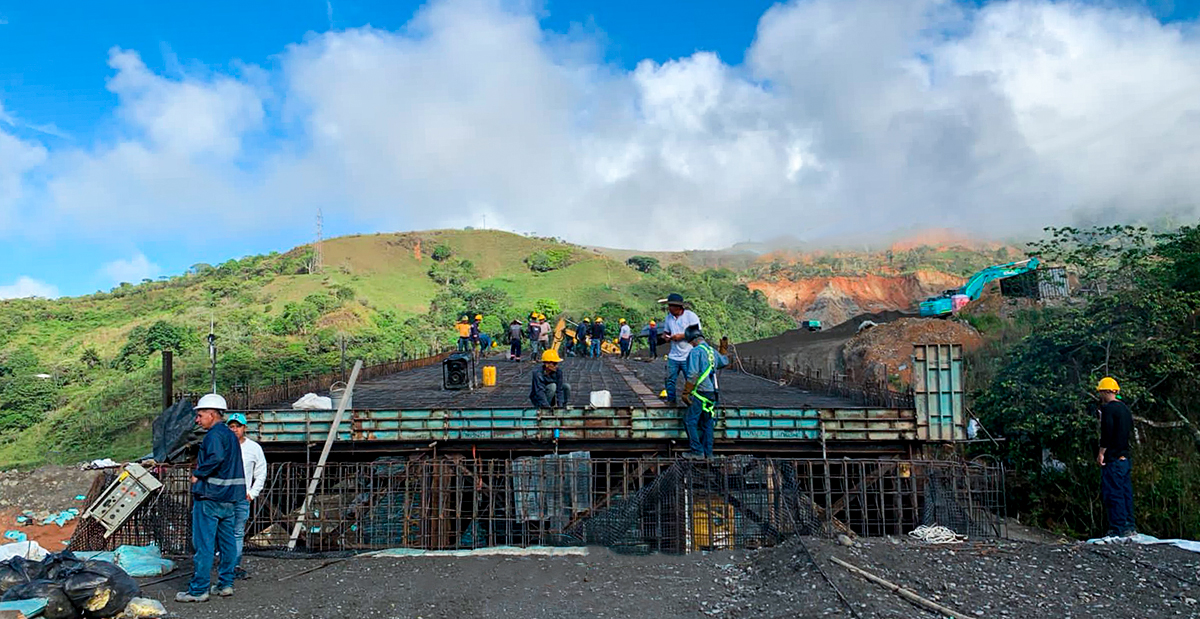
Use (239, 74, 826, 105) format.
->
(1, 579, 79, 619)
(61, 560, 139, 618)
(152, 398, 199, 462)
(36, 551, 84, 582)
(0, 555, 35, 594)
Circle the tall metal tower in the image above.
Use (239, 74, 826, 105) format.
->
(313, 209, 324, 274)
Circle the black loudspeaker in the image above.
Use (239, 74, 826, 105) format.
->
(443, 353, 474, 390)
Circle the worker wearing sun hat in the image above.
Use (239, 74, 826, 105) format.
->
(1096, 377, 1136, 537)
(658, 293, 701, 405)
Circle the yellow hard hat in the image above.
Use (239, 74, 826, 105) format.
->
(460, 315, 469, 322)
(596, 316, 603, 322)
(475, 314, 482, 320)
(541, 349, 563, 363)
(1097, 377, 1120, 392)
(531, 312, 538, 318)
(538, 313, 546, 320)
(619, 318, 626, 324)
(649, 320, 656, 326)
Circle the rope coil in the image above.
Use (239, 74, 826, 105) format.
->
(908, 524, 967, 544)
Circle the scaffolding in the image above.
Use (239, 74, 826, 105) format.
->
(70, 456, 1005, 555)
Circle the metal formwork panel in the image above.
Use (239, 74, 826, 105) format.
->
(243, 405, 921, 444)
(912, 344, 964, 441)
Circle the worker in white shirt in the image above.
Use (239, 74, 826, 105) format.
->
(225, 413, 266, 579)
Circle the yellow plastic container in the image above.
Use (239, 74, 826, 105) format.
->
(692, 496, 735, 549)
(481, 365, 497, 387)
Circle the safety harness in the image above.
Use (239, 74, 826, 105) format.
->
(691, 343, 717, 414)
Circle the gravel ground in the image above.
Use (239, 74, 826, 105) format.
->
(140, 536, 1200, 619)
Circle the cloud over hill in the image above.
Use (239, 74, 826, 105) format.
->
(2, 0, 1199, 251)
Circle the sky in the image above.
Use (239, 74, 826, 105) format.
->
(1, 0, 1199, 298)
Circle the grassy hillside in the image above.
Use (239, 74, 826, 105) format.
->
(0, 229, 794, 467)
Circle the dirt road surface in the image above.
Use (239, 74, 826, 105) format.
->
(142, 537, 1200, 619)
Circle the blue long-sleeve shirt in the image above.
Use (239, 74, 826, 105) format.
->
(530, 367, 568, 407)
(192, 422, 246, 503)
(684, 341, 728, 393)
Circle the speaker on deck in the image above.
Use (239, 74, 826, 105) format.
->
(443, 353, 474, 390)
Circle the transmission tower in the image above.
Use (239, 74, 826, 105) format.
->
(313, 209, 324, 274)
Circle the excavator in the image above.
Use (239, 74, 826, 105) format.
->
(919, 257, 1041, 317)
(552, 317, 621, 355)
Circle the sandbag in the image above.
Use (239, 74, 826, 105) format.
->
(61, 561, 138, 618)
(37, 551, 84, 582)
(112, 545, 175, 578)
(1, 579, 79, 619)
(0, 556, 34, 594)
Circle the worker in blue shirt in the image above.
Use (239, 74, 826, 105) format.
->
(679, 325, 728, 459)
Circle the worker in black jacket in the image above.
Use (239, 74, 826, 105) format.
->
(1096, 377, 1136, 537)
(530, 350, 570, 407)
(590, 317, 606, 358)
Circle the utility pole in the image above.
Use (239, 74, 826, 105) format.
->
(207, 318, 218, 394)
(313, 209, 324, 274)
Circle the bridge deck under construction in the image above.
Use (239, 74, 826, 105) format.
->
(237, 345, 964, 459)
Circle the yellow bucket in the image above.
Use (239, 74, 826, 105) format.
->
(481, 365, 497, 387)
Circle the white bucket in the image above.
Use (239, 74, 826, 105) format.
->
(589, 390, 611, 408)
(330, 381, 353, 409)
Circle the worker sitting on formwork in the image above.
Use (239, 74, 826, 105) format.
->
(530, 350, 570, 408)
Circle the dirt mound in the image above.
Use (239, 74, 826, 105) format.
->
(843, 318, 982, 385)
(733, 311, 914, 375)
(749, 272, 962, 327)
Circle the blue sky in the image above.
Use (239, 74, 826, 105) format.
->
(1, 0, 1199, 298)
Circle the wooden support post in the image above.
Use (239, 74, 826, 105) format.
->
(288, 360, 363, 551)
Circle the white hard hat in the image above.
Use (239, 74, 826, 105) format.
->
(196, 393, 228, 412)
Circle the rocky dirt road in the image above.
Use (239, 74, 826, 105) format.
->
(137, 536, 1200, 619)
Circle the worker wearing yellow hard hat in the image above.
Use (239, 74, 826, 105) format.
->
(617, 318, 633, 358)
(589, 316, 605, 357)
(530, 348, 570, 407)
(469, 314, 483, 356)
(647, 320, 660, 359)
(456, 315, 472, 352)
(1096, 376, 1136, 537)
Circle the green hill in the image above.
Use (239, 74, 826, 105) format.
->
(0, 229, 794, 467)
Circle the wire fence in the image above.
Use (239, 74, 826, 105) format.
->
(180, 349, 455, 410)
(69, 457, 1004, 555)
(739, 357, 916, 409)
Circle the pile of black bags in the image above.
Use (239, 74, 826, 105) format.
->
(0, 551, 139, 619)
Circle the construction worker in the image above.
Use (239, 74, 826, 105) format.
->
(659, 293, 701, 405)
(575, 318, 591, 357)
(470, 314, 483, 358)
(618, 319, 632, 358)
(679, 325, 728, 458)
(647, 320, 659, 359)
(225, 413, 265, 580)
(177, 394, 244, 602)
(456, 316, 472, 352)
(538, 314, 552, 355)
(1097, 377, 1136, 537)
(530, 349, 570, 407)
(508, 319, 524, 362)
(527, 313, 543, 358)
(590, 317, 606, 358)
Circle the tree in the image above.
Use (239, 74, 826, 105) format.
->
(626, 255, 661, 273)
(431, 244, 453, 262)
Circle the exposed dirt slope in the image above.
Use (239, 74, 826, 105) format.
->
(748, 272, 962, 327)
(842, 318, 982, 385)
(732, 311, 913, 376)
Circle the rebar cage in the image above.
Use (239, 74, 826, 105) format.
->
(70, 457, 1005, 555)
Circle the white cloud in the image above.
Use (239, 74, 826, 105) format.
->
(0, 277, 59, 299)
(2, 0, 1200, 250)
(101, 252, 161, 284)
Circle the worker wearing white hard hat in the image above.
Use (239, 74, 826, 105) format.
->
(178, 393, 245, 603)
